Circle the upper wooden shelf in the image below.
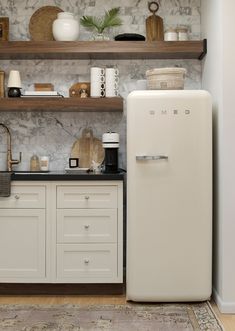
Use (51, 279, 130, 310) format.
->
(0, 97, 123, 112)
(0, 40, 207, 60)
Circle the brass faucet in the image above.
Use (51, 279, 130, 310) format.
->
(0, 123, 22, 172)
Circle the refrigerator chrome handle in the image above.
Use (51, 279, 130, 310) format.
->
(136, 155, 168, 161)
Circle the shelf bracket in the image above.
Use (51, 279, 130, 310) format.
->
(198, 39, 207, 60)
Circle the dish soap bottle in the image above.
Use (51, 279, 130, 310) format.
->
(30, 154, 40, 171)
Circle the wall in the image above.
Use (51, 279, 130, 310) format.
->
(202, 0, 235, 313)
(0, 0, 201, 171)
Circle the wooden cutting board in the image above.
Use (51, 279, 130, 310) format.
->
(146, 1, 164, 41)
(71, 128, 104, 168)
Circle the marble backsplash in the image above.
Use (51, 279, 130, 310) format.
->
(0, 0, 201, 171)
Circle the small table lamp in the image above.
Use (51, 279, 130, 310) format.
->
(7, 70, 22, 97)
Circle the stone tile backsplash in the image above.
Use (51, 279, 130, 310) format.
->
(0, 0, 201, 171)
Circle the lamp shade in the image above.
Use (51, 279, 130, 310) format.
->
(7, 70, 22, 88)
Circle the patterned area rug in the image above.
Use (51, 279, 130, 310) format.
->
(0, 302, 223, 331)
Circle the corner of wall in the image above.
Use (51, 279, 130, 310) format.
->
(213, 287, 235, 314)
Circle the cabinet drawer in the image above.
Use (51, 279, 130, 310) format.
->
(57, 185, 117, 209)
(57, 209, 117, 243)
(57, 244, 117, 281)
(0, 185, 46, 209)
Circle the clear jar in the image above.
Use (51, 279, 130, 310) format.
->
(177, 27, 188, 41)
(164, 28, 178, 41)
(52, 12, 79, 41)
(30, 154, 40, 171)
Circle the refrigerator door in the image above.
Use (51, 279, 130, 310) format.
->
(127, 90, 212, 302)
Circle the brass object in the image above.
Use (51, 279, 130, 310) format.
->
(0, 17, 9, 41)
(0, 71, 5, 97)
(69, 82, 91, 98)
(146, 1, 164, 41)
(0, 123, 22, 172)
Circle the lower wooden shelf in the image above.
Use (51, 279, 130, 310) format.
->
(0, 97, 123, 112)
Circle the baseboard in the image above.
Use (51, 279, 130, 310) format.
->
(213, 287, 235, 313)
(0, 283, 124, 295)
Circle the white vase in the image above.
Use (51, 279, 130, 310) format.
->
(53, 12, 79, 41)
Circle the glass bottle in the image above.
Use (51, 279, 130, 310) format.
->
(30, 154, 40, 171)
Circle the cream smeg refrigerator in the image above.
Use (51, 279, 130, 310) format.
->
(126, 90, 212, 302)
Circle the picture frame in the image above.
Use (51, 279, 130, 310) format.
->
(0, 17, 9, 41)
(0, 71, 5, 97)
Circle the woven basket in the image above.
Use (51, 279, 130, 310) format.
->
(146, 67, 187, 90)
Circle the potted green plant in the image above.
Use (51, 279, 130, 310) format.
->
(80, 7, 122, 40)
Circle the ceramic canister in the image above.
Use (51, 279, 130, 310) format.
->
(53, 12, 79, 41)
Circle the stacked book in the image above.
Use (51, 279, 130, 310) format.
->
(21, 91, 63, 97)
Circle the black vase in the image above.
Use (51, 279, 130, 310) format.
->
(8, 87, 21, 97)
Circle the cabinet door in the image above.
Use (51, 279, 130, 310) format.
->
(0, 209, 46, 280)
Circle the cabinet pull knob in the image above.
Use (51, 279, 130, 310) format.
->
(14, 195, 20, 200)
(84, 259, 90, 264)
(84, 225, 90, 230)
(85, 196, 90, 200)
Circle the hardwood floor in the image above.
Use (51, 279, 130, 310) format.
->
(0, 295, 234, 330)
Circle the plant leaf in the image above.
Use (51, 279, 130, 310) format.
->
(100, 7, 122, 32)
(80, 15, 101, 31)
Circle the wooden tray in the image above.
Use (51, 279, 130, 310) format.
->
(29, 6, 63, 41)
(71, 128, 104, 168)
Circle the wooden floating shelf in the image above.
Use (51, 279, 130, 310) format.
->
(0, 40, 207, 60)
(0, 97, 123, 112)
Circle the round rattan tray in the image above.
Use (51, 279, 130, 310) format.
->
(29, 6, 63, 41)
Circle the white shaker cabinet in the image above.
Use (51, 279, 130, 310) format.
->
(0, 180, 123, 284)
(0, 184, 47, 282)
(55, 183, 123, 283)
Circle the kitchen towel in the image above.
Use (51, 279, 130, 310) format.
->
(0, 172, 12, 197)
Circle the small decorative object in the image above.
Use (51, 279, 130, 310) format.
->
(53, 12, 79, 41)
(29, 6, 63, 41)
(146, 1, 164, 41)
(115, 33, 145, 41)
(30, 154, 40, 171)
(164, 28, 178, 41)
(7, 70, 22, 97)
(0, 17, 9, 41)
(177, 27, 188, 41)
(39, 156, 50, 171)
(0, 71, 5, 97)
(69, 158, 79, 168)
(34, 83, 54, 91)
(105, 68, 119, 97)
(80, 7, 122, 41)
(146, 67, 187, 90)
(90, 67, 105, 97)
(69, 82, 90, 98)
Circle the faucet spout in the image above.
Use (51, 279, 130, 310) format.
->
(0, 123, 21, 172)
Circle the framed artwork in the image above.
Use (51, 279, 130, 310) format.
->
(0, 17, 9, 41)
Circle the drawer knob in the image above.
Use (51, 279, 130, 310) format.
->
(84, 259, 90, 264)
(14, 195, 20, 200)
(84, 196, 90, 200)
(84, 225, 90, 230)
